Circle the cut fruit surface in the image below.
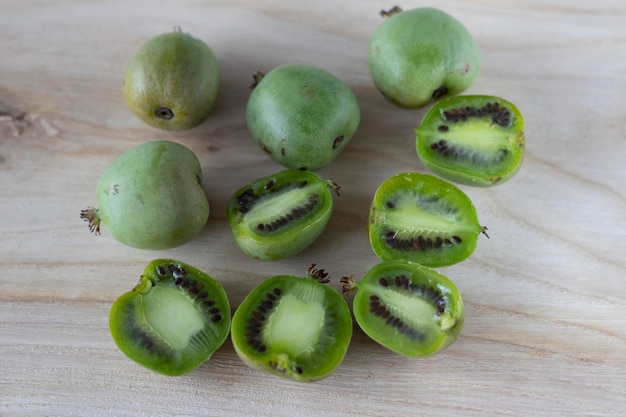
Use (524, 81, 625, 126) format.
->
(226, 170, 336, 261)
(368, 172, 485, 267)
(109, 259, 231, 376)
(343, 259, 464, 357)
(416, 95, 525, 186)
(231, 269, 352, 382)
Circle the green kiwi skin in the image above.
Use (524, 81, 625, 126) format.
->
(123, 31, 220, 131)
(368, 172, 484, 267)
(231, 274, 353, 382)
(347, 260, 464, 357)
(226, 170, 336, 261)
(82, 140, 209, 250)
(368, 7, 480, 109)
(246, 64, 360, 171)
(109, 259, 231, 376)
(415, 95, 525, 187)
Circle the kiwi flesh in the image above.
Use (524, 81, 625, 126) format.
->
(231, 265, 353, 382)
(109, 259, 231, 376)
(415, 95, 525, 186)
(226, 169, 338, 261)
(342, 259, 464, 357)
(368, 172, 487, 267)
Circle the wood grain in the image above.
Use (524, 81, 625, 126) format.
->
(1, 1, 625, 416)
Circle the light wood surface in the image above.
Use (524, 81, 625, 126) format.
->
(1, 1, 625, 416)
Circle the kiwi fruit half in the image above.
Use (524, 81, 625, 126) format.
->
(226, 169, 339, 261)
(415, 95, 525, 186)
(368, 172, 487, 267)
(109, 259, 231, 376)
(231, 265, 353, 382)
(342, 259, 464, 357)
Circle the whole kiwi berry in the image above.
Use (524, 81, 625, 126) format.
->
(81, 141, 209, 250)
(368, 7, 480, 108)
(246, 64, 360, 171)
(123, 29, 220, 131)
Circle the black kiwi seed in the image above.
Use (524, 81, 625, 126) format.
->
(250, 192, 320, 234)
(155, 263, 224, 322)
(244, 291, 282, 353)
(441, 102, 513, 128)
(383, 228, 464, 253)
(365, 277, 449, 341)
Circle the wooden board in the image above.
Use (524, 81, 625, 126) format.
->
(1, 1, 625, 416)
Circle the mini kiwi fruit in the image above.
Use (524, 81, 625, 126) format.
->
(109, 259, 231, 376)
(231, 264, 352, 382)
(415, 95, 525, 186)
(368, 7, 480, 108)
(368, 172, 487, 267)
(246, 64, 360, 170)
(80, 140, 209, 250)
(226, 169, 339, 261)
(123, 29, 220, 131)
(342, 259, 464, 357)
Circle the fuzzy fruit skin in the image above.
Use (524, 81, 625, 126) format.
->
(368, 7, 480, 108)
(246, 64, 360, 171)
(95, 141, 209, 249)
(123, 31, 220, 131)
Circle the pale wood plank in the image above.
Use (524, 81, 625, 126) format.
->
(1, 1, 625, 416)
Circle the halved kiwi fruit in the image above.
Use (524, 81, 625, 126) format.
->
(415, 95, 525, 186)
(342, 259, 464, 357)
(226, 169, 339, 261)
(109, 259, 231, 376)
(231, 265, 353, 382)
(368, 172, 487, 267)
